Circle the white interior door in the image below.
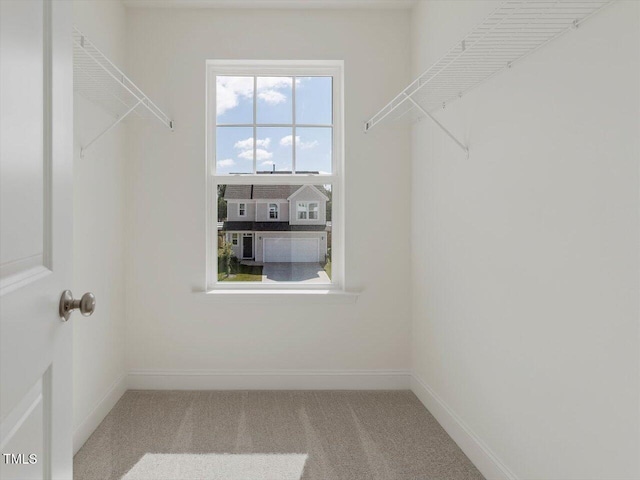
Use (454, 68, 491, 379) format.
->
(0, 1, 74, 479)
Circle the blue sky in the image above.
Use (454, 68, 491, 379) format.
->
(216, 76, 332, 174)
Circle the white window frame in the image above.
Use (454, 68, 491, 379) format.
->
(297, 201, 319, 221)
(206, 60, 344, 292)
(230, 233, 239, 246)
(297, 202, 308, 220)
(309, 202, 319, 220)
(238, 202, 246, 217)
(269, 203, 279, 220)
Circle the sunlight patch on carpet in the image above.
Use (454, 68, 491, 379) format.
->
(121, 453, 308, 480)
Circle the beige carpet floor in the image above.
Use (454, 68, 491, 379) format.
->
(74, 390, 484, 480)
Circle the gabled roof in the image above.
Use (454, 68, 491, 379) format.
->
(224, 185, 301, 200)
(287, 184, 329, 201)
(223, 185, 253, 199)
(224, 184, 329, 200)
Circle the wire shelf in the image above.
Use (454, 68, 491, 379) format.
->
(364, 0, 614, 134)
(73, 27, 173, 154)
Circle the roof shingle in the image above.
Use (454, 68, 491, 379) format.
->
(222, 221, 329, 232)
(224, 185, 302, 200)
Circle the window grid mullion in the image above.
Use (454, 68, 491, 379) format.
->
(217, 123, 333, 128)
(292, 75, 296, 174)
(253, 76, 257, 174)
(213, 175, 337, 186)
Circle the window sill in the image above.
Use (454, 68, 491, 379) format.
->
(203, 289, 359, 304)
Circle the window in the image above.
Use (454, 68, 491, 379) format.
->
(208, 60, 343, 290)
(230, 233, 239, 245)
(297, 202, 307, 220)
(309, 203, 319, 220)
(213, 69, 334, 176)
(269, 203, 279, 219)
(297, 202, 318, 220)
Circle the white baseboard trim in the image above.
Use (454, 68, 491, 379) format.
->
(410, 374, 518, 480)
(128, 369, 411, 390)
(73, 373, 127, 455)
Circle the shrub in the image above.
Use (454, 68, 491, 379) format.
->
(218, 240, 236, 276)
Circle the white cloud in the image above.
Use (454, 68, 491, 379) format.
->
(279, 135, 295, 147)
(216, 77, 253, 116)
(256, 78, 292, 105)
(217, 77, 298, 115)
(234, 138, 253, 150)
(279, 135, 319, 149)
(234, 137, 271, 150)
(234, 137, 273, 161)
(237, 148, 273, 161)
(257, 77, 292, 90)
(255, 149, 273, 160)
(260, 160, 274, 167)
(217, 158, 235, 168)
(258, 90, 286, 105)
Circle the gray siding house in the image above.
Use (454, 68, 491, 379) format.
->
(222, 185, 330, 263)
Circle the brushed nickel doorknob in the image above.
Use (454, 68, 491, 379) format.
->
(59, 290, 96, 321)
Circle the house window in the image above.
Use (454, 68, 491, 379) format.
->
(309, 203, 319, 220)
(297, 202, 307, 220)
(208, 60, 343, 290)
(297, 202, 319, 220)
(269, 203, 278, 219)
(230, 233, 239, 245)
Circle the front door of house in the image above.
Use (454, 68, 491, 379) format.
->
(242, 234, 253, 259)
(0, 1, 75, 478)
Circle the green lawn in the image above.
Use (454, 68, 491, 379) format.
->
(323, 260, 332, 279)
(218, 264, 263, 282)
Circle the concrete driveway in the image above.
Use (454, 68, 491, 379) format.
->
(262, 263, 330, 283)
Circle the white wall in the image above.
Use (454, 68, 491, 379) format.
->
(73, 0, 128, 453)
(410, 1, 640, 479)
(124, 8, 412, 378)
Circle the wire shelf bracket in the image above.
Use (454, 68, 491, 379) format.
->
(73, 27, 174, 158)
(405, 93, 469, 158)
(363, 0, 615, 155)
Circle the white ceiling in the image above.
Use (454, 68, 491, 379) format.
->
(123, 0, 417, 9)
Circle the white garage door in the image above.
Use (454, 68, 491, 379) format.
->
(263, 238, 319, 263)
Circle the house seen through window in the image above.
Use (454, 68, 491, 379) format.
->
(269, 203, 278, 219)
(208, 61, 342, 288)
